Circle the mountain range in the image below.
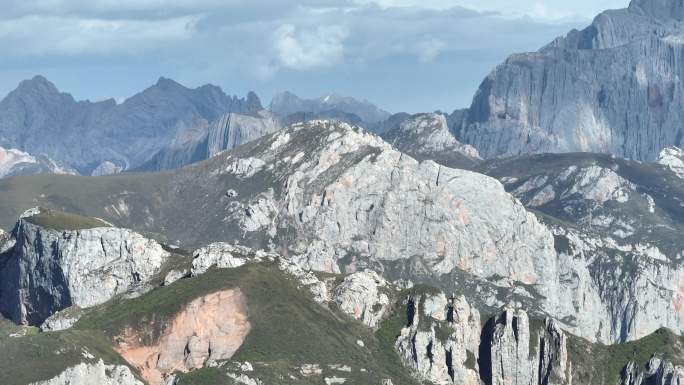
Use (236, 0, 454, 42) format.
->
(0, 76, 391, 176)
(4, 1, 684, 385)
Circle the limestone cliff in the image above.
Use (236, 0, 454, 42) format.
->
(0, 208, 170, 325)
(461, 0, 684, 161)
(29, 360, 143, 385)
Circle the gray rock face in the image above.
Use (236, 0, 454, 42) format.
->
(71, 120, 680, 344)
(461, 0, 684, 161)
(90, 161, 123, 177)
(657, 146, 684, 178)
(29, 360, 143, 385)
(381, 113, 481, 169)
(0, 209, 170, 325)
(395, 291, 570, 385)
(200, 122, 556, 294)
(396, 292, 481, 385)
(8, 120, 684, 345)
(621, 355, 684, 385)
(486, 310, 569, 385)
(483, 153, 684, 343)
(141, 111, 281, 171)
(40, 306, 84, 332)
(332, 270, 391, 328)
(0, 146, 76, 178)
(0, 76, 261, 173)
(270, 91, 391, 126)
(190, 242, 331, 303)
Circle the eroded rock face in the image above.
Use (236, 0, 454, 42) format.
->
(460, 0, 684, 161)
(657, 146, 684, 178)
(621, 355, 684, 385)
(0, 212, 170, 325)
(143, 111, 281, 172)
(116, 289, 251, 385)
(190, 242, 331, 303)
(176, 120, 684, 344)
(91, 161, 124, 176)
(29, 360, 143, 385)
(396, 291, 570, 385)
(381, 113, 481, 170)
(0, 146, 76, 179)
(254, 122, 557, 286)
(40, 307, 83, 332)
(485, 310, 569, 385)
(396, 292, 481, 385)
(483, 153, 684, 343)
(333, 271, 390, 328)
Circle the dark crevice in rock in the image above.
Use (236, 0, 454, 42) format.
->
(446, 348, 455, 382)
(538, 336, 551, 385)
(407, 297, 416, 327)
(426, 340, 434, 365)
(512, 315, 520, 343)
(478, 316, 496, 385)
(447, 302, 455, 323)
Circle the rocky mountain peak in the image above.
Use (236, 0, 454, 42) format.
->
(17, 75, 60, 93)
(246, 91, 263, 112)
(154, 76, 183, 89)
(270, 91, 391, 125)
(6, 75, 74, 105)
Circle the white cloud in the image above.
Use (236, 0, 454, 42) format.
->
(352, 0, 629, 21)
(0, 15, 198, 56)
(272, 24, 348, 70)
(415, 38, 448, 62)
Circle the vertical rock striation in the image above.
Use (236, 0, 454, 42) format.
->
(461, 0, 684, 161)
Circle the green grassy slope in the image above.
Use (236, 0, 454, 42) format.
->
(75, 263, 420, 385)
(25, 208, 111, 230)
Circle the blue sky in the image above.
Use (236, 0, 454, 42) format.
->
(0, 0, 629, 113)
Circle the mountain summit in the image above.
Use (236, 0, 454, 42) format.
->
(0, 76, 261, 173)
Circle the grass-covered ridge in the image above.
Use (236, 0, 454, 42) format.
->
(25, 208, 111, 231)
(75, 263, 420, 385)
(569, 328, 684, 385)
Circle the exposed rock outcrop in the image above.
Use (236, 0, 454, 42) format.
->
(333, 270, 391, 328)
(620, 355, 684, 385)
(190, 242, 331, 303)
(0, 209, 170, 325)
(485, 153, 684, 343)
(40, 306, 84, 332)
(115, 289, 251, 385)
(142, 111, 281, 171)
(122, 120, 681, 344)
(0, 146, 76, 178)
(29, 360, 143, 385)
(485, 310, 570, 385)
(395, 291, 570, 385)
(91, 161, 124, 176)
(657, 146, 684, 178)
(396, 292, 481, 385)
(460, 0, 684, 161)
(381, 113, 481, 169)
